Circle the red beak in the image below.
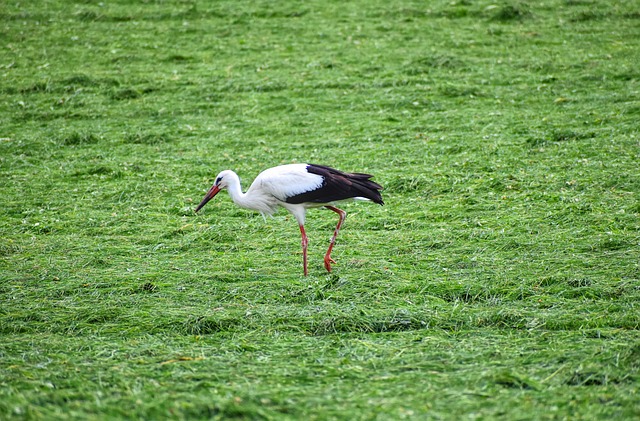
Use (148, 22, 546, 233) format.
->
(195, 185, 221, 213)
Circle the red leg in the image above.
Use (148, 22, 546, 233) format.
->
(299, 224, 309, 276)
(323, 206, 346, 272)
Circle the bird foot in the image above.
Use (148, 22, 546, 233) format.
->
(323, 256, 337, 272)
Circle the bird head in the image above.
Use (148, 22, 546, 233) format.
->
(195, 170, 233, 213)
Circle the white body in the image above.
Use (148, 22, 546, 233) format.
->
(221, 164, 337, 224)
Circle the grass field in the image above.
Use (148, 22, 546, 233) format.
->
(1, 0, 639, 419)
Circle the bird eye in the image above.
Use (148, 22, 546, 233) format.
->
(215, 176, 222, 185)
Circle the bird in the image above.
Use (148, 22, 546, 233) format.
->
(195, 163, 384, 276)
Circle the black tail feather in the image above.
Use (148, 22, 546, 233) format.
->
(347, 173, 384, 205)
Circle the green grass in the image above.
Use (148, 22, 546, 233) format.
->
(1, 0, 639, 419)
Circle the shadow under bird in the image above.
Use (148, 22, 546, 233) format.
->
(195, 163, 384, 276)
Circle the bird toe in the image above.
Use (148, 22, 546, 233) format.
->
(323, 256, 337, 272)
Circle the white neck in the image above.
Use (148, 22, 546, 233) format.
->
(224, 172, 249, 207)
(223, 170, 279, 216)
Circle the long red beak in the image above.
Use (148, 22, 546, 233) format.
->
(195, 185, 221, 213)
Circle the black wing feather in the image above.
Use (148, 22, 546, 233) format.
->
(285, 164, 384, 205)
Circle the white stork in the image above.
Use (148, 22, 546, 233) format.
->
(195, 163, 384, 276)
